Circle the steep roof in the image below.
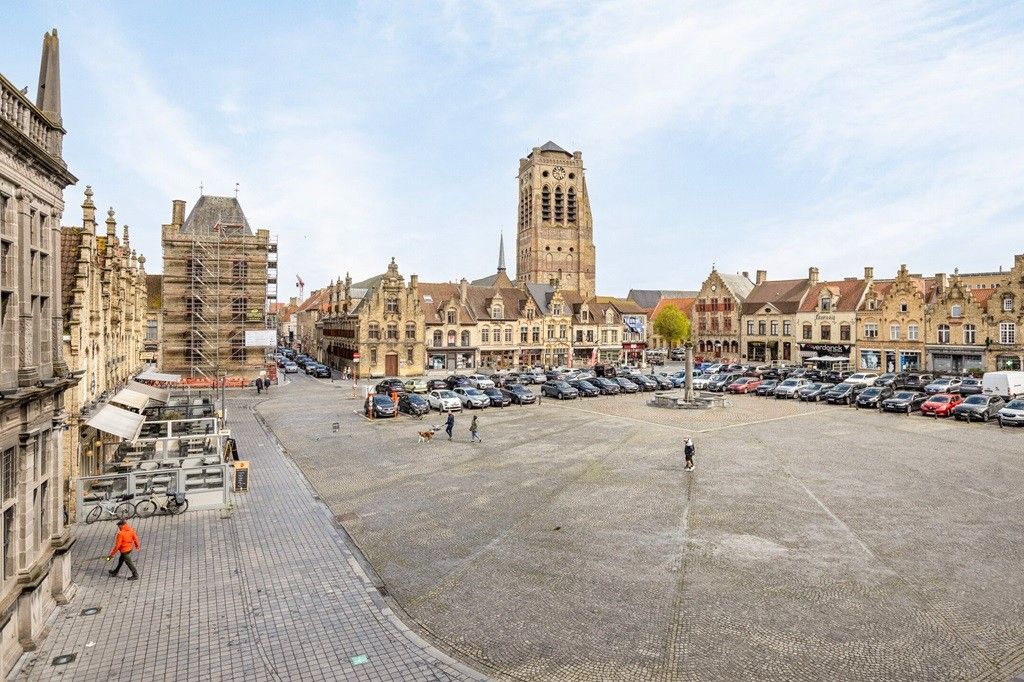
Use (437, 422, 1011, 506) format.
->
(742, 278, 810, 315)
(146, 274, 162, 309)
(652, 297, 696, 320)
(471, 270, 514, 287)
(798, 279, 868, 313)
(418, 282, 529, 323)
(181, 195, 252, 235)
(718, 273, 755, 300)
(350, 272, 387, 289)
(971, 288, 997, 309)
(297, 289, 329, 314)
(627, 289, 699, 310)
(530, 140, 572, 157)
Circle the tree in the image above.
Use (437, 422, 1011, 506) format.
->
(653, 305, 691, 349)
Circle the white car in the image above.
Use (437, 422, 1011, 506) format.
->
(454, 387, 490, 409)
(691, 375, 713, 390)
(466, 374, 496, 389)
(403, 378, 429, 394)
(284, 362, 299, 374)
(998, 399, 1024, 426)
(427, 390, 462, 412)
(843, 372, 879, 387)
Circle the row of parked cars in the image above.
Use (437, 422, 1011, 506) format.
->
(274, 350, 331, 378)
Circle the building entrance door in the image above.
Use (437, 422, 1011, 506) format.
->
(385, 353, 398, 376)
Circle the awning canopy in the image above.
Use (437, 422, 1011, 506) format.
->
(127, 380, 169, 403)
(136, 370, 182, 383)
(110, 388, 150, 411)
(85, 404, 145, 441)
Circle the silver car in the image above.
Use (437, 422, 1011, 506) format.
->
(454, 387, 490, 409)
(427, 390, 462, 412)
(774, 378, 809, 399)
(998, 399, 1024, 427)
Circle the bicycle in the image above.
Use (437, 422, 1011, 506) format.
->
(85, 492, 136, 524)
(134, 487, 189, 518)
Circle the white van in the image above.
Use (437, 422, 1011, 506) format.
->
(982, 371, 1024, 400)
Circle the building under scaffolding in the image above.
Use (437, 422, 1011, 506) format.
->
(160, 195, 277, 380)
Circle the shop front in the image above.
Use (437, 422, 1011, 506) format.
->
(996, 354, 1022, 371)
(479, 350, 515, 370)
(518, 348, 543, 368)
(746, 341, 767, 362)
(427, 350, 476, 371)
(623, 342, 646, 364)
(598, 347, 621, 363)
(573, 346, 597, 367)
(800, 343, 852, 363)
(927, 345, 985, 374)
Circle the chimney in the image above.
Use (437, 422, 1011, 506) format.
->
(935, 272, 947, 295)
(172, 200, 186, 227)
(409, 274, 418, 289)
(864, 266, 874, 282)
(1015, 254, 1024, 270)
(459, 278, 468, 304)
(756, 270, 767, 285)
(741, 271, 749, 280)
(808, 266, 819, 285)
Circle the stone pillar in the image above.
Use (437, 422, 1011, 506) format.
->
(684, 342, 695, 403)
(16, 190, 37, 387)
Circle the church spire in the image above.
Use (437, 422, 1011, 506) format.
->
(36, 29, 62, 125)
(497, 232, 506, 272)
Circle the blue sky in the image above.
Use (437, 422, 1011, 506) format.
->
(4, 2, 1024, 299)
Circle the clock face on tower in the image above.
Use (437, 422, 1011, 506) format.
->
(552, 166, 566, 180)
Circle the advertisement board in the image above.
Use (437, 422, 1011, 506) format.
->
(244, 329, 277, 347)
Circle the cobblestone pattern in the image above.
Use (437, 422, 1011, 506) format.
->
(260, 373, 1024, 681)
(16, 392, 486, 682)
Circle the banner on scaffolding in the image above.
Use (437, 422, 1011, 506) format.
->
(244, 329, 277, 347)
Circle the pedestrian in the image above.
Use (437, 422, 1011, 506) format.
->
(107, 519, 140, 580)
(469, 415, 481, 443)
(684, 437, 695, 471)
(264, 376, 271, 391)
(445, 411, 455, 441)
(255, 377, 263, 394)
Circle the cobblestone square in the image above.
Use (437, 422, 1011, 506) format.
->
(260, 374, 1024, 681)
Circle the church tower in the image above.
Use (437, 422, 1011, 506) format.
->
(515, 142, 596, 297)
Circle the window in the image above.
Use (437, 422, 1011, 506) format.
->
(867, 299, 877, 311)
(899, 301, 908, 313)
(532, 326, 540, 343)
(758, 321, 766, 335)
(601, 330, 608, 344)
(368, 322, 380, 341)
(964, 324, 976, 344)
(492, 305, 503, 318)
(492, 327, 501, 344)
(446, 310, 456, 324)
(770, 320, 779, 336)
(433, 330, 442, 346)
(526, 308, 534, 320)
(386, 298, 399, 314)
(820, 324, 831, 341)
(907, 324, 918, 341)
(232, 260, 248, 278)
(864, 323, 878, 339)
(370, 348, 377, 364)
(552, 304, 562, 316)
(559, 324, 567, 339)
(405, 323, 416, 340)
(461, 330, 471, 347)
(840, 324, 850, 341)
(860, 350, 881, 370)
(586, 330, 594, 342)
(547, 325, 554, 340)
(406, 347, 414, 364)
(820, 297, 831, 312)
(145, 320, 158, 341)
(782, 342, 791, 361)
(520, 326, 528, 343)
(481, 328, 490, 343)
(2, 506, 12, 579)
(386, 323, 397, 340)
(554, 187, 564, 222)
(576, 330, 584, 343)
(1000, 322, 1016, 345)
(890, 324, 900, 341)
(783, 321, 791, 336)
(747, 320, 754, 335)
(1, 447, 14, 503)
(541, 186, 551, 221)
(611, 330, 618, 343)
(937, 324, 949, 344)
(567, 187, 577, 222)
(1004, 296, 1014, 312)
(505, 328, 512, 343)
(802, 324, 812, 340)
(447, 330, 456, 347)
(951, 305, 962, 318)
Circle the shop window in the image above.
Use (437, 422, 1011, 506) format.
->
(964, 324, 976, 345)
(461, 330, 471, 347)
(997, 355, 1022, 370)
(937, 324, 950, 344)
(802, 324, 812, 340)
(1000, 322, 1016, 345)
(890, 324, 900, 341)
(821, 324, 831, 341)
(840, 324, 850, 341)
(860, 350, 881, 370)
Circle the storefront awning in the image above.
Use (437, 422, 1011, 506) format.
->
(127, 380, 170, 403)
(136, 370, 182, 383)
(110, 388, 150, 411)
(85, 404, 145, 441)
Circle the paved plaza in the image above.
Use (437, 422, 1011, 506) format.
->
(16, 394, 484, 682)
(258, 372, 1024, 681)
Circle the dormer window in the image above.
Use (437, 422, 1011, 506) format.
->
(386, 298, 398, 314)
(526, 308, 534, 320)
(867, 299, 877, 311)
(820, 297, 831, 312)
(446, 310, 456, 324)
(492, 305, 503, 318)
(552, 304, 562, 316)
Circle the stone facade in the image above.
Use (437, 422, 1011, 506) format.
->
(143, 274, 161, 366)
(694, 269, 754, 361)
(855, 265, 932, 372)
(740, 270, 815, 364)
(61, 188, 148, 514)
(975, 255, 1024, 372)
(515, 142, 596, 298)
(0, 30, 78, 675)
(794, 273, 870, 367)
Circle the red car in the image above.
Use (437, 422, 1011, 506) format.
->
(920, 393, 962, 417)
(727, 377, 762, 394)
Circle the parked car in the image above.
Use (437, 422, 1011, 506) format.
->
(997, 399, 1024, 427)
(855, 385, 894, 409)
(774, 378, 809, 399)
(648, 375, 674, 390)
(952, 395, 1005, 422)
(404, 378, 429, 394)
(445, 375, 472, 390)
(541, 380, 579, 400)
(755, 379, 779, 396)
(625, 374, 657, 391)
(376, 378, 407, 395)
(593, 364, 617, 378)
(482, 387, 512, 407)
(427, 390, 462, 412)
(920, 393, 962, 417)
(874, 373, 898, 388)
(924, 376, 962, 395)
(466, 373, 496, 389)
(670, 348, 686, 361)
(843, 372, 879, 387)
(426, 379, 448, 391)
(982, 371, 1024, 400)
(568, 379, 601, 397)
(364, 394, 396, 418)
(726, 377, 761, 394)
(957, 377, 984, 396)
(824, 383, 862, 405)
(453, 387, 490, 409)
(614, 377, 640, 393)
(312, 364, 332, 379)
(398, 393, 430, 416)
(284, 362, 299, 374)
(691, 374, 713, 390)
(799, 382, 835, 402)
(304, 362, 320, 375)
(895, 373, 933, 390)
(880, 391, 928, 413)
(589, 377, 621, 395)
(501, 384, 536, 405)
(707, 373, 741, 392)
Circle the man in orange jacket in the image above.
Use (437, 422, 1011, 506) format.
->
(107, 519, 140, 580)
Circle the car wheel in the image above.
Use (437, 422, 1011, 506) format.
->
(983, 413, 990, 422)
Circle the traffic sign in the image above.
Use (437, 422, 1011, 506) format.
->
(353, 351, 361, 360)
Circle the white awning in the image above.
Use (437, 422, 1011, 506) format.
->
(85, 404, 145, 440)
(136, 370, 182, 383)
(110, 388, 150, 411)
(127, 380, 169, 403)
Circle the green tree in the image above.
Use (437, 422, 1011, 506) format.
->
(652, 305, 691, 349)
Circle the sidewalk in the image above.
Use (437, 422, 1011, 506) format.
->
(15, 395, 488, 682)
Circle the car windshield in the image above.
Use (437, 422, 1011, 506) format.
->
(408, 395, 426, 404)
(932, 379, 950, 385)
(555, 382, 572, 389)
(512, 385, 529, 393)
(464, 388, 483, 396)
(437, 390, 456, 398)
(373, 396, 392, 404)
(484, 388, 501, 395)
(781, 379, 798, 387)
(832, 384, 850, 392)
(962, 379, 980, 385)
(861, 388, 880, 396)
(963, 396, 987, 405)
(894, 392, 915, 399)
(807, 383, 822, 390)
(929, 395, 950, 403)
(1006, 400, 1024, 409)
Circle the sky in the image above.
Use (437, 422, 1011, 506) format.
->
(4, 1, 1024, 300)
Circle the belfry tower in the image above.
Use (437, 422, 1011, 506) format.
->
(515, 142, 596, 297)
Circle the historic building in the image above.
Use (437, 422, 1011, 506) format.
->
(694, 269, 754, 361)
(294, 288, 328, 360)
(515, 142, 596, 298)
(986, 255, 1024, 371)
(143, 274, 162, 366)
(0, 30, 78, 673)
(61, 189, 148, 508)
(160, 195, 275, 379)
(923, 271, 992, 373)
(794, 273, 870, 367)
(740, 270, 815, 363)
(855, 265, 933, 372)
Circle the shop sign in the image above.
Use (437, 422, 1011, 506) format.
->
(800, 343, 851, 355)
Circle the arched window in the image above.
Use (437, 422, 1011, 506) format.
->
(554, 186, 564, 222)
(937, 324, 950, 344)
(541, 186, 551, 221)
(386, 323, 398, 340)
(447, 330, 456, 347)
(368, 322, 380, 341)
(481, 328, 490, 343)
(731, 340, 739, 353)
(567, 187, 576, 222)
(461, 330, 471, 347)
(432, 330, 442, 346)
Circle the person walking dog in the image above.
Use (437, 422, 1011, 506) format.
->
(445, 411, 455, 441)
(107, 519, 140, 580)
(684, 437, 695, 471)
(469, 415, 481, 443)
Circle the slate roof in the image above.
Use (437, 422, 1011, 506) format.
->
(146, 274, 163, 309)
(798, 279, 869, 313)
(718, 273, 755, 300)
(627, 289, 699, 310)
(418, 282, 529, 323)
(530, 140, 572, 157)
(181, 196, 252, 235)
(741, 278, 811, 315)
(471, 270, 514, 287)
